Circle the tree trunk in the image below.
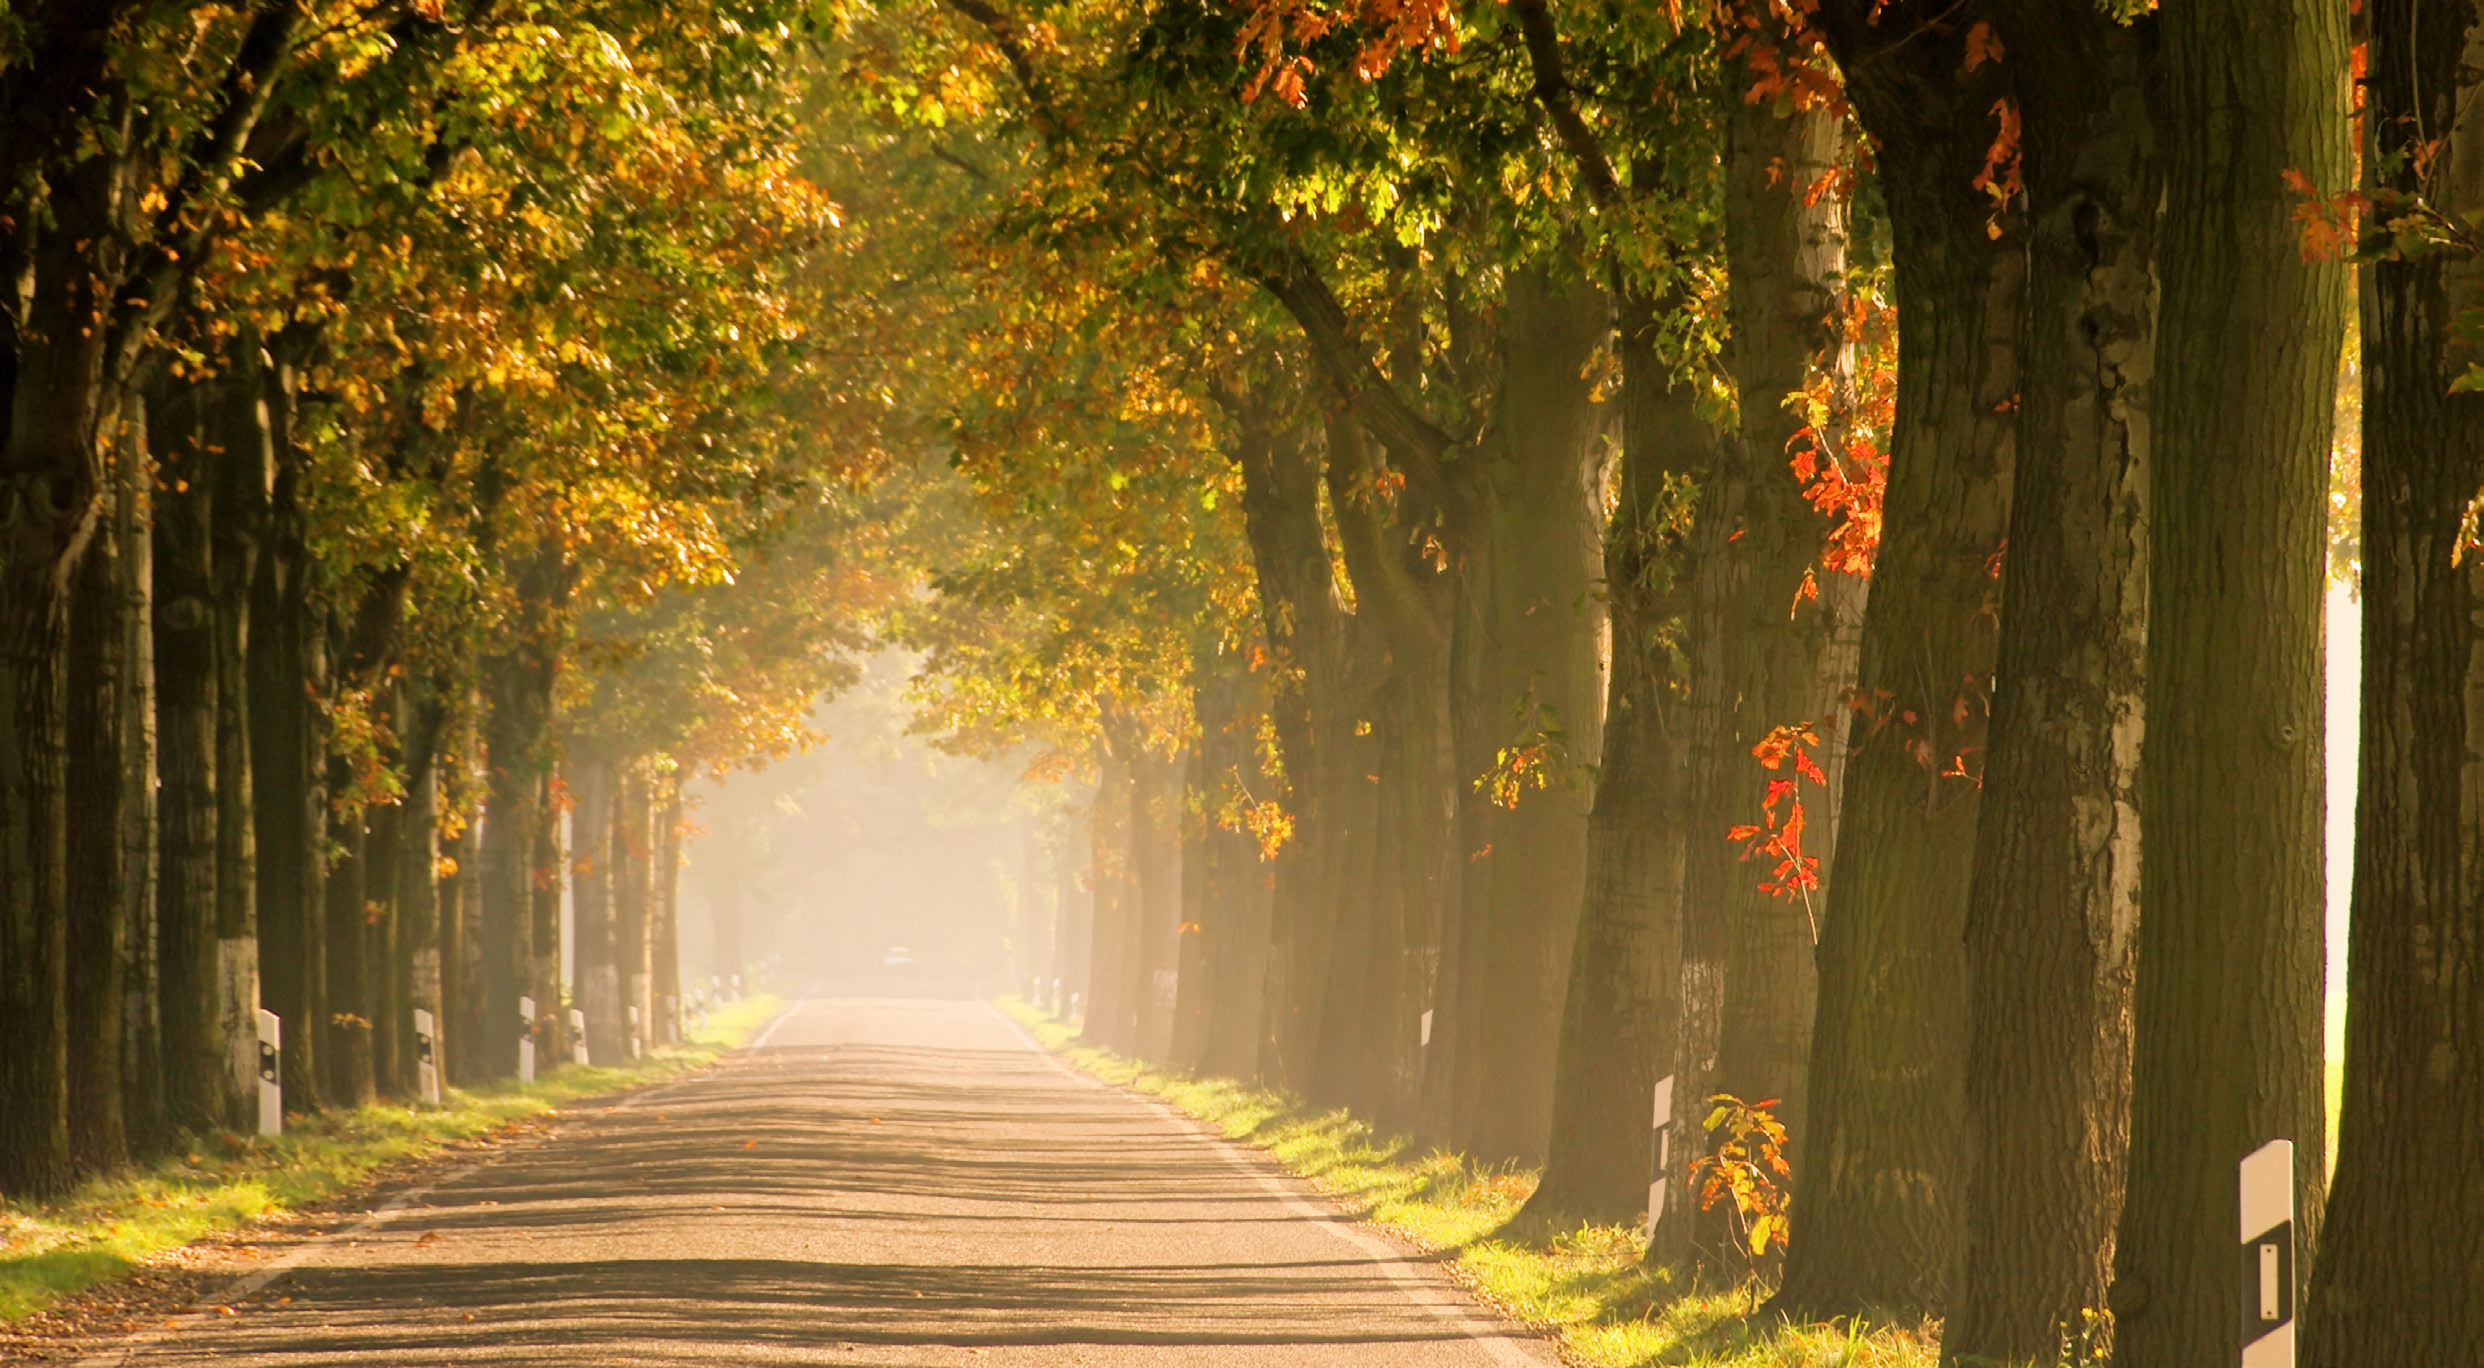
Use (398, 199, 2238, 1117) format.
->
(365, 788, 405, 1096)
(249, 417, 323, 1115)
(152, 384, 227, 1139)
(1659, 69, 1859, 1281)
(478, 557, 562, 1080)
(1132, 745, 1185, 1062)
(1946, 7, 2155, 1360)
(323, 787, 376, 1107)
(0, 177, 117, 1197)
(209, 355, 268, 1129)
(1447, 263, 1611, 1164)
(614, 765, 651, 1060)
(533, 770, 568, 1066)
(1084, 742, 1140, 1053)
(2109, 3, 2346, 1361)
(1528, 286, 1710, 1225)
(653, 780, 682, 1045)
(571, 753, 623, 1063)
(401, 718, 443, 1086)
(120, 406, 165, 1155)
(2303, 12, 2484, 1360)
(1776, 3, 2020, 1317)
(66, 411, 135, 1172)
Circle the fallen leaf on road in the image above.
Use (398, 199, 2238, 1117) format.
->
(416, 1231, 441, 1246)
(743, 1140, 758, 1149)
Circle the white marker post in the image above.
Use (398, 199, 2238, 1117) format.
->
(518, 995, 537, 1083)
(255, 1009, 283, 1137)
(664, 995, 678, 1044)
(413, 1008, 441, 1105)
(1420, 1009, 1434, 1049)
(1646, 1074, 1675, 1240)
(2240, 1139, 2295, 1368)
(570, 1008, 590, 1067)
(627, 1004, 642, 1059)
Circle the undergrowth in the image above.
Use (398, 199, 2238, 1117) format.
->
(0, 993, 784, 1322)
(1001, 998, 1939, 1368)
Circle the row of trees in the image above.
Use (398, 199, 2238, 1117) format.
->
(0, 1, 872, 1201)
(860, 2, 2475, 1365)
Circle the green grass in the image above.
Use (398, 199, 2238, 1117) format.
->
(999, 1000, 1938, 1368)
(0, 993, 784, 1322)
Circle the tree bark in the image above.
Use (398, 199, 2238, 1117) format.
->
(1446, 263, 1611, 1164)
(323, 784, 375, 1107)
(477, 555, 563, 1079)
(614, 765, 651, 1059)
(571, 753, 623, 1063)
(248, 381, 323, 1114)
(1776, 1, 2021, 1317)
(2109, 3, 2346, 1361)
(653, 779, 682, 1045)
(2302, 12, 2484, 1361)
(1084, 741, 1141, 1053)
(66, 411, 135, 1171)
(209, 351, 269, 1127)
(533, 769, 569, 1065)
(1528, 286, 1710, 1225)
(151, 382, 228, 1139)
(1946, 6, 2155, 1360)
(119, 403, 165, 1154)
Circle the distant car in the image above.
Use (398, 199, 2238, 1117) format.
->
(881, 946, 914, 968)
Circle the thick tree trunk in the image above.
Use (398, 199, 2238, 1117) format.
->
(477, 557, 563, 1080)
(532, 771, 568, 1065)
(614, 766, 651, 1059)
(1131, 745, 1185, 1062)
(2109, 3, 2346, 1362)
(653, 781, 682, 1045)
(209, 356, 268, 1128)
(1660, 75, 1859, 1281)
(1084, 744, 1141, 1053)
(571, 754, 623, 1063)
(249, 427, 323, 1114)
(120, 415, 165, 1154)
(1777, 3, 2020, 1317)
(1946, 7, 2155, 1360)
(66, 414, 135, 1171)
(401, 724, 443, 1084)
(152, 387, 227, 1139)
(2303, 9, 2484, 1360)
(1528, 287, 1710, 1225)
(442, 743, 483, 1086)
(366, 790, 405, 1096)
(1448, 264, 1610, 1164)
(323, 788, 376, 1107)
(0, 185, 117, 1197)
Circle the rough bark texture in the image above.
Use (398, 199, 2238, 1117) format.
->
(249, 391, 323, 1114)
(66, 414, 134, 1170)
(119, 408, 165, 1153)
(1131, 745, 1185, 1062)
(1947, 7, 2155, 1361)
(323, 791, 375, 1106)
(2109, 1, 2346, 1360)
(1664, 75, 1861, 1283)
(2299, 5, 2484, 1362)
(1449, 265, 1611, 1164)
(1527, 287, 1709, 1225)
(1084, 744, 1139, 1053)
(1777, 1, 2020, 1317)
(572, 755, 623, 1064)
(152, 386, 229, 1139)
(478, 569, 561, 1080)
(210, 355, 268, 1126)
(653, 783, 682, 1044)
(0, 159, 117, 1198)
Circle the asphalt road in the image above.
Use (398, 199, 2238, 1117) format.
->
(77, 998, 1555, 1367)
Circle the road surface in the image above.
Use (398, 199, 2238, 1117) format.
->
(75, 998, 1554, 1366)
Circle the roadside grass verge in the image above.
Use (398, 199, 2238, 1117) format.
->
(0, 993, 784, 1322)
(1000, 999, 1937, 1368)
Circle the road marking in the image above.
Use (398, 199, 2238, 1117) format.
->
(983, 1003, 1551, 1368)
(749, 998, 806, 1050)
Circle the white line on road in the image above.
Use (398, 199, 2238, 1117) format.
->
(748, 998, 806, 1050)
(983, 1003, 1552, 1368)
